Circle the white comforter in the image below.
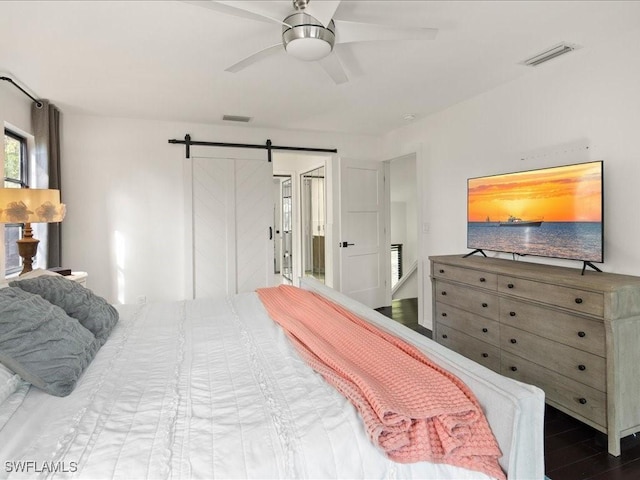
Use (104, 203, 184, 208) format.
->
(0, 293, 498, 479)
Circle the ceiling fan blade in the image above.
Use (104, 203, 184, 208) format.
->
(318, 53, 348, 85)
(225, 44, 283, 73)
(305, 1, 342, 28)
(182, 1, 292, 27)
(333, 20, 438, 44)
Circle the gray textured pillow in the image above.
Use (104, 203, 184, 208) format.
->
(0, 287, 99, 397)
(10, 275, 118, 346)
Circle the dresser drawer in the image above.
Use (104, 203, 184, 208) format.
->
(434, 280, 498, 320)
(500, 324, 606, 391)
(501, 351, 607, 428)
(435, 302, 500, 347)
(432, 263, 497, 290)
(499, 297, 605, 357)
(499, 275, 604, 317)
(435, 324, 500, 372)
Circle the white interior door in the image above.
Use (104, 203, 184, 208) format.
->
(192, 156, 235, 298)
(339, 158, 387, 308)
(235, 158, 274, 293)
(191, 154, 273, 298)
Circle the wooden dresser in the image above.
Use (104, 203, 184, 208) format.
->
(430, 254, 640, 456)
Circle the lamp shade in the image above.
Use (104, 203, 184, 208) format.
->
(0, 188, 66, 224)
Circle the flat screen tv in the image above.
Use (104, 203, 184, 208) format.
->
(467, 160, 603, 265)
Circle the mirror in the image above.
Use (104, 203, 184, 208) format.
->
(301, 166, 325, 283)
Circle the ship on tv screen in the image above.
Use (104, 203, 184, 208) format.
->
(467, 161, 603, 263)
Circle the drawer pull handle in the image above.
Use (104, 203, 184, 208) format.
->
(578, 398, 587, 405)
(482, 328, 488, 333)
(482, 353, 489, 358)
(479, 277, 486, 282)
(510, 338, 517, 344)
(575, 298, 583, 304)
(510, 366, 518, 372)
(441, 291, 447, 296)
(509, 311, 516, 317)
(441, 312, 447, 317)
(578, 364, 586, 371)
(482, 302, 488, 308)
(442, 334, 448, 339)
(507, 283, 514, 289)
(439, 269, 445, 274)
(578, 331, 586, 338)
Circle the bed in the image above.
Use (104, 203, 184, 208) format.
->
(0, 276, 544, 479)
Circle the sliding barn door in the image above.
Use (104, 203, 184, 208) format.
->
(191, 155, 273, 299)
(234, 159, 274, 293)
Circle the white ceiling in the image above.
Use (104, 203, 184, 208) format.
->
(1, 1, 639, 136)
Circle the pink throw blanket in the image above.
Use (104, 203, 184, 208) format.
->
(257, 285, 505, 480)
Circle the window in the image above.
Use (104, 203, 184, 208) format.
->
(4, 129, 28, 275)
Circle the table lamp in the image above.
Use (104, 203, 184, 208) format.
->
(0, 187, 66, 274)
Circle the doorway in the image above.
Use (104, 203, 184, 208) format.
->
(272, 152, 330, 287)
(378, 153, 422, 331)
(388, 154, 418, 300)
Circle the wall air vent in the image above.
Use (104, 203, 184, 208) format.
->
(223, 115, 252, 123)
(521, 42, 580, 67)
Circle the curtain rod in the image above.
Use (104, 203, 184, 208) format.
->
(0, 76, 43, 108)
(168, 134, 337, 162)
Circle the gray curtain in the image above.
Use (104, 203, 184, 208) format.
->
(32, 99, 62, 268)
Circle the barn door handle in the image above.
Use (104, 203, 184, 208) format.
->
(340, 241, 355, 247)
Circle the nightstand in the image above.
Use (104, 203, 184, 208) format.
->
(67, 271, 88, 286)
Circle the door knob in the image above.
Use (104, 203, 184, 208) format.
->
(340, 241, 355, 247)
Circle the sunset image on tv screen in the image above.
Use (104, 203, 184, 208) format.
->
(467, 161, 603, 262)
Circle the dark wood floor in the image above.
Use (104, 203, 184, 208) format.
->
(544, 405, 640, 479)
(375, 297, 432, 338)
(376, 298, 640, 480)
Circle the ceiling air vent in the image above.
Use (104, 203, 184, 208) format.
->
(223, 115, 252, 123)
(521, 42, 580, 67)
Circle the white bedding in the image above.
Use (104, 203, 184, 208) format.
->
(0, 283, 544, 479)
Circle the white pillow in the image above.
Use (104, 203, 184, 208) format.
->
(0, 363, 21, 405)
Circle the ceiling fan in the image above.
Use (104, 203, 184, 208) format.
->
(186, 0, 438, 84)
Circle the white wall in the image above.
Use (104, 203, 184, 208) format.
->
(0, 85, 31, 153)
(61, 116, 381, 303)
(390, 201, 407, 247)
(382, 26, 640, 329)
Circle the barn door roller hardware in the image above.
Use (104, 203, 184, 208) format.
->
(168, 134, 337, 162)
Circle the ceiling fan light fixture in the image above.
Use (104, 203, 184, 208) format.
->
(282, 12, 335, 61)
(286, 37, 332, 61)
